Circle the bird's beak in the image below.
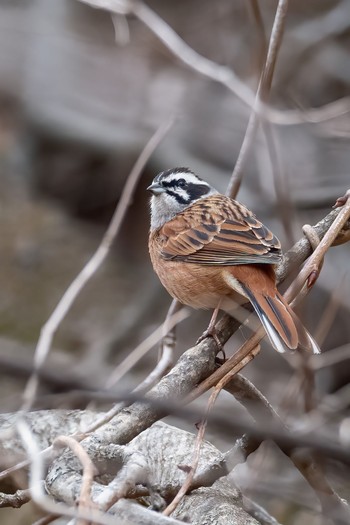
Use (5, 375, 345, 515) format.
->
(147, 182, 166, 195)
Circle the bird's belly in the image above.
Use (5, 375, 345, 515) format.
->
(154, 260, 243, 310)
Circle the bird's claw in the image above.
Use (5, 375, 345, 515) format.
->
(196, 328, 225, 358)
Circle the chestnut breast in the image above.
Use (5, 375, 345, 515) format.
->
(149, 230, 242, 310)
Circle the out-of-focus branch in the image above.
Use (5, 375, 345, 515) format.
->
(224, 377, 348, 520)
(0, 488, 31, 508)
(81, 307, 189, 434)
(246, 0, 268, 73)
(32, 515, 61, 525)
(105, 306, 189, 390)
(227, 0, 288, 198)
(79, 0, 350, 126)
(22, 118, 173, 411)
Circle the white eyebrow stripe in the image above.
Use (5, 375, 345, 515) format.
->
(167, 173, 209, 186)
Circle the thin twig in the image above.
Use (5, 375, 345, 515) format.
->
(227, 0, 288, 198)
(105, 307, 188, 389)
(21, 118, 173, 411)
(313, 275, 346, 346)
(80, 308, 189, 434)
(310, 343, 350, 370)
(159, 299, 182, 357)
(186, 324, 264, 404)
(162, 416, 209, 517)
(79, 0, 350, 126)
(16, 420, 120, 525)
(285, 189, 350, 304)
(32, 515, 61, 525)
(246, 0, 268, 74)
(224, 374, 280, 424)
(53, 436, 98, 525)
(225, 378, 348, 519)
(261, 123, 296, 244)
(163, 338, 261, 515)
(132, 338, 175, 394)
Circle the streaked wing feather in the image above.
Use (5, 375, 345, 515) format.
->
(161, 195, 281, 265)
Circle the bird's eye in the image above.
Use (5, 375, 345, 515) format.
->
(177, 178, 187, 188)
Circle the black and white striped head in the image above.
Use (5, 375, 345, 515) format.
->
(148, 168, 218, 230)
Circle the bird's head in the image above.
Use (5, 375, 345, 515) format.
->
(147, 167, 217, 230)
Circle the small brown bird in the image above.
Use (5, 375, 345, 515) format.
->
(148, 168, 319, 354)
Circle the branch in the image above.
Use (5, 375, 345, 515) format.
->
(79, 0, 350, 126)
(22, 118, 173, 411)
(227, 0, 288, 198)
(0, 489, 31, 509)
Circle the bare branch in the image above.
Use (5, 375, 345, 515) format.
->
(105, 307, 189, 390)
(79, 0, 350, 126)
(22, 118, 173, 411)
(285, 189, 350, 304)
(227, 0, 288, 198)
(53, 436, 98, 524)
(0, 488, 31, 509)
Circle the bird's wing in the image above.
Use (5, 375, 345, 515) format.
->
(161, 195, 282, 265)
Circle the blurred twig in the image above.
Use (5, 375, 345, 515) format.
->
(105, 307, 189, 390)
(311, 343, 350, 371)
(79, 0, 350, 126)
(227, 0, 288, 198)
(81, 307, 189, 434)
(224, 374, 280, 424)
(236, 0, 296, 242)
(246, 0, 268, 74)
(224, 377, 348, 521)
(22, 118, 173, 411)
(159, 299, 182, 360)
(32, 516, 61, 525)
(313, 274, 346, 347)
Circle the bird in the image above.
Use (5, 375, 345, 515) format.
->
(147, 167, 320, 354)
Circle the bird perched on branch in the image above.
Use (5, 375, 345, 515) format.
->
(148, 167, 319, 354)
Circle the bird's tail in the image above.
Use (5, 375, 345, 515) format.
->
(240, 285, 320, 354)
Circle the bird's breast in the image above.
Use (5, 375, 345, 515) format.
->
(149, 231, 243, 309)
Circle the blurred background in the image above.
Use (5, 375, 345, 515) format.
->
(0, 0, 349, 523)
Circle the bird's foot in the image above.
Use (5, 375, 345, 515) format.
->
(196, 328, 225, 358)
